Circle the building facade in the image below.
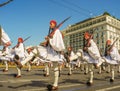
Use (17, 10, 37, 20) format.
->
(63, 12, 120, 55)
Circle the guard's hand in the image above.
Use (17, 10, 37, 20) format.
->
(45, 36, 49, 40)
(83, 47, 88, 51)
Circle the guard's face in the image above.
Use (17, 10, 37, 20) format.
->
(18, 40, 22, 43)
(68, 47, 72, 51)
(18, 38, 23, 43)
(106, 40, 111, 45)
(107, 42, 111, 45)
(85, 35, 90, 40)
(50, 22, 56, 29)
(27, 48, 32, 53)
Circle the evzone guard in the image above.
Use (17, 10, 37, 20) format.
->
(24, 46, 35, 72)
(82, 32, 105, 85)
(0, 42, 12, 72)
(103, 39, 120, 82)
(65, 46, 79, 75)
(12, 37, 25, 78)
(44, 19, 65, 90)
(0, 26, 12, 72)
(71, 32, 105, 85)
(13, 39, 39, 77)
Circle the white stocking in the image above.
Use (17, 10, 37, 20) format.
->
(53, 67, 59, 87)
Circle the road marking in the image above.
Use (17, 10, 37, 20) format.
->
(96, 85, 120, 91)
(0, 79, 49, 83)
(21, 88, 46, 91)
(0, 81, 8, 82)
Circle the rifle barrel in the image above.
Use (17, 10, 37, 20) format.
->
(57, 16, 71, 29)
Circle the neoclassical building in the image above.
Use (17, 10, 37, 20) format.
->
(63, 12, 120, 55)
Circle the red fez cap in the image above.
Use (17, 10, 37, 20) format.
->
(84, 32, 90, 38)
(106, 40, 111, 44)
(18, 37, 23, 43)
(50, 20, 57, 25)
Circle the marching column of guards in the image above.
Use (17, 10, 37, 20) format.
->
(0, 19, 120, 90)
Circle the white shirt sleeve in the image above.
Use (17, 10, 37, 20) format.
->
(1, 28, 11, 44)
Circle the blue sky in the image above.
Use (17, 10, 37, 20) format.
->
(0, 0, 120, 47)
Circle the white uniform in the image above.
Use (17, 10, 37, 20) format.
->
(46, 28, 65, 88)
(49, 28, 65, 87)
(0, 27, 11, 71)
(0, 47, 13, 71)
(13, 42, 25, 77)
(32, 46, 47, 64)
(21, 49, 34, 65)
(83, 39, 104, 65)
(0, 47, 13, 61)
(1, 27, 11, 45)
(81, 39, 104, 84)
(104, 46, 120, 64)
(104, 45, 120, 81)
(14, 43, 25, 61)
(49, 29, 65, 52)
(69, 51, 79, 65)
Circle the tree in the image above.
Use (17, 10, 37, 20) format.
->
(103, 12, 110, 16)
(0, 0, 13, 7)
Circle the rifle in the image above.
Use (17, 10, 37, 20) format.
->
(108, 38, 119, 52)
(12, 36, 31, 49)
(23, 36, 31, 42)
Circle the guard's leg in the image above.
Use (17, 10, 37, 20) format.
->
(3, 60, 8, 72)
(84, 63, 88, 75)
(68, 63, 72, 75)
(21, 56, 33, 66)
(26, 62, 31, 72)
(117, 65, 120, 73)
(52, 66, 59, 90)
(77, 61, 81, 68)
(65, 62, 69, 68)
(47, 62, 59, 90)
(80, 63, 85, 71)
(44, 62, 49, 77)
(98, 66, 102, 74)
(110, 65, 114, 82)
(15, 66, 22, 78)
(106, 64, 110, 73)
(87, 64, 94, 85)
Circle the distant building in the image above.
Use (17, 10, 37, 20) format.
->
(63, 12, 120, 55)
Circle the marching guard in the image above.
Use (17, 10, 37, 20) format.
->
(82, 32, 105, 85)
(65, 46, 78, 75)
(104, 39, 120, 82)
(0, 26, 12, 72)
(25, 46, 35, 72)
(0, 42, 12, 72)
(13, 37, 25, 78)
(44, 19, 65, 90)
(13, 41, 38, 77)
(104, 39, 120, 64)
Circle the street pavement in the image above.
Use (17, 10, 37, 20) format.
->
(0, 66, 120, 91)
